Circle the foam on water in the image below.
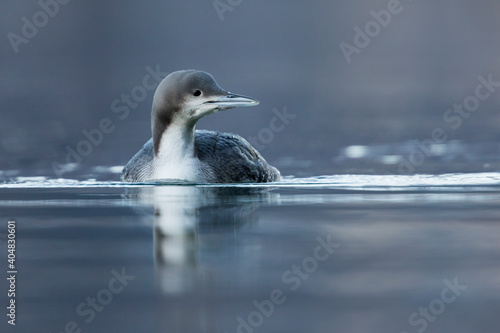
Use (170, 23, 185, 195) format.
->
(1, 172, 500, 190)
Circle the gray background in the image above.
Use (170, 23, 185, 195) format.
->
(1, 0, 500, 177)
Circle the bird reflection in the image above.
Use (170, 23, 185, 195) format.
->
(124, 185, 278, 332)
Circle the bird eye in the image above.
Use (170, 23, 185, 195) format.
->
(193, 90, 202, 97)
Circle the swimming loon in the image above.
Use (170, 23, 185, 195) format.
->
(121, 70, 281, 183)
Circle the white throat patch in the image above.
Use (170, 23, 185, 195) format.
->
(152, 125, 205, 182)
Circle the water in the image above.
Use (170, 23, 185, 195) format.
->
(1, 173, 500, 332)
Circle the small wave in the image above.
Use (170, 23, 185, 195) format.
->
(1, 172, 500, 190)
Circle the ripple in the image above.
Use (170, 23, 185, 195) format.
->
(1, 172, 500, 190)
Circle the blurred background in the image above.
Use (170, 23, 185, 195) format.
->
(1, 0, 500, 178)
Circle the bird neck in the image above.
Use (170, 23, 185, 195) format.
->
(154, 122, 197, 162)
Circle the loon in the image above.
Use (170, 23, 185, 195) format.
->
(121, 70, 281, 183)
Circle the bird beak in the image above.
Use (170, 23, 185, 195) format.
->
(204, 93, 260, 110)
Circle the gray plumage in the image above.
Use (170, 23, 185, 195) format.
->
(122, 130, 280, 183)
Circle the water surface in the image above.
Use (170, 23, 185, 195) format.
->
(1, 173, 500, 332)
